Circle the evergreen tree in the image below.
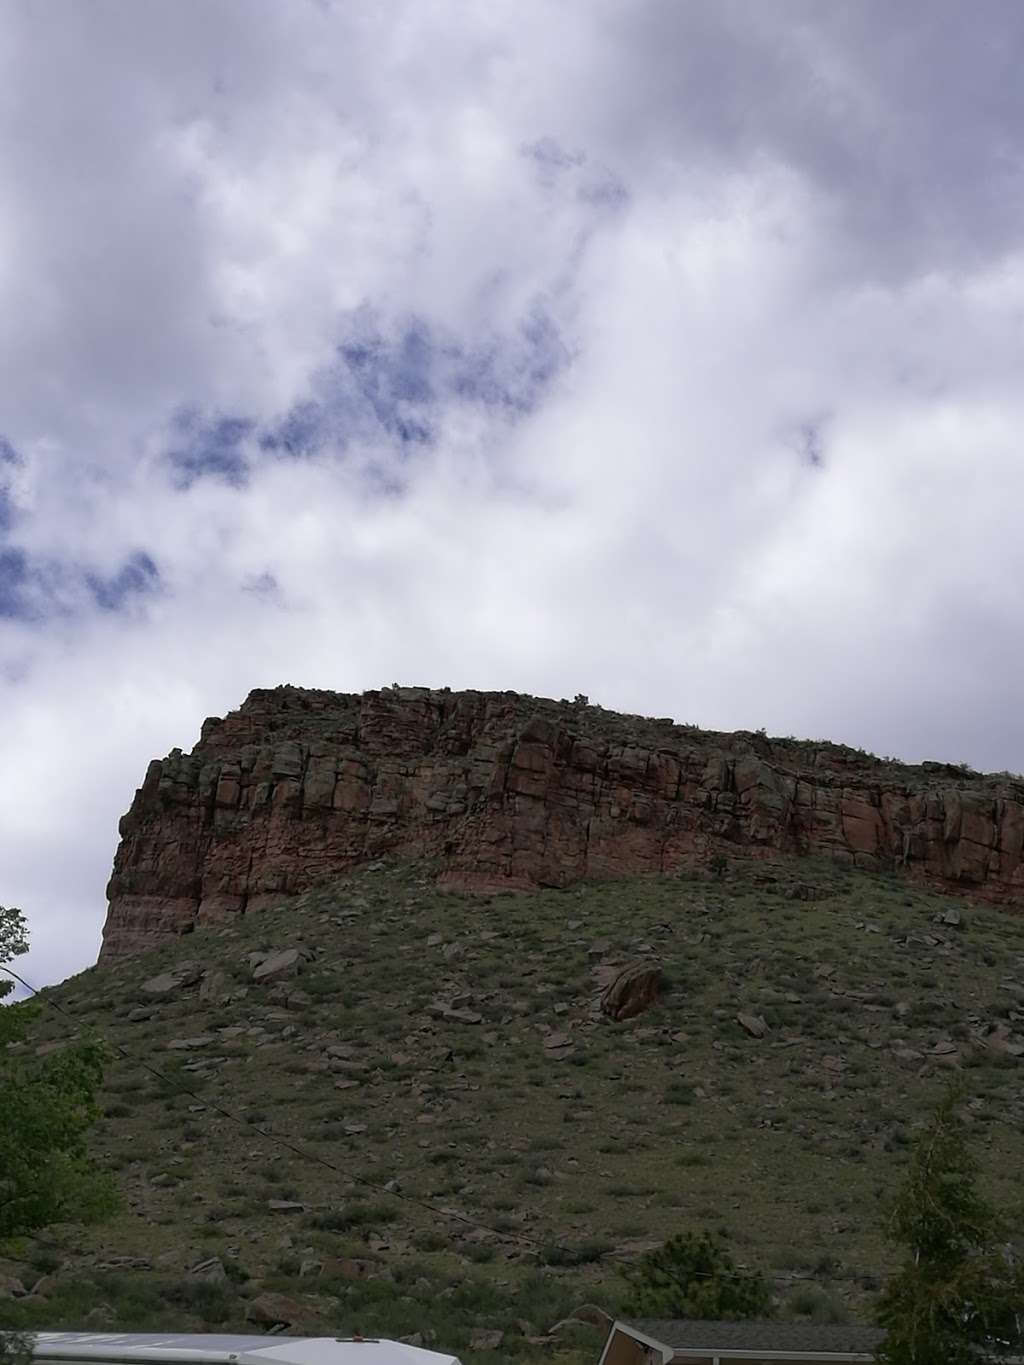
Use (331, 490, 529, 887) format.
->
(623, 1229, 774, 1320)
(877, 1086, 1024, 1365)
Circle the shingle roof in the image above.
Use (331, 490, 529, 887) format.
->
(625, 1319, 887, 1357)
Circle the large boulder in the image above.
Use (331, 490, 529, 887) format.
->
(140, 961, 203, 998)
(199, 969, 231, 1003)
(737, 1012, 769, 1039)
(246, 1291, 306, 1326)
(189, 1257, 227, 1283)
(600, 961, 664, 1021)
(252, 948, 304, 983)
(469, 1331, 504, 1351)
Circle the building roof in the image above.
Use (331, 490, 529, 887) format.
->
(624, 1319, 887, 1357)
(29, 1335, 460, 1365)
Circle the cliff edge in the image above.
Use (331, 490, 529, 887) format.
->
(100, 685, 1024, 959)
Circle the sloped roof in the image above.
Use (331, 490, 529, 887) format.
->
(625, 1319, 887, 1357)
(30, 1335, 460, 1365)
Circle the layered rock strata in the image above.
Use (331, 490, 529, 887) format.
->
(100, 685, 1024, 959)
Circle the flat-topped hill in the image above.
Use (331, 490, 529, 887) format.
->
(102, 686, 1024, 960)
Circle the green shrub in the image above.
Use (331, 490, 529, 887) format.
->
(311, 1200, 398, 1231)
(622, 1230, 773, 1319)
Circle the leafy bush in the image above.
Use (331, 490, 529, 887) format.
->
(784, 1284, 849, 1323)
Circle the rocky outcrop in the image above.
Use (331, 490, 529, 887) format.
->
(100, 684, 1024, 960)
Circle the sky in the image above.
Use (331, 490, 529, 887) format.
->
(4, 0, 1024, 991)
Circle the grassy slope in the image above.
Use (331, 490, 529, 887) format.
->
(5, 855, 1024, 1360)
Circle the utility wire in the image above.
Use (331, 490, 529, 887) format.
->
(1, 963, 883, 1286)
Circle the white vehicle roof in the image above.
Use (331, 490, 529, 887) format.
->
(29, 1334, 461, 1365)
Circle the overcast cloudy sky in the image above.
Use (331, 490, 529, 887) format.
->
(4, 0, 1024, 990)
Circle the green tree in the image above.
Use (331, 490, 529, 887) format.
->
(1, 907, 116, 1362)
(622, 1229, 774, 1320)
(0, 908, 29, 1010)
(877, 1086, 1024, 1365)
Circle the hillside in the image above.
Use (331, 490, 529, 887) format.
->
(5, 855, 1024, 1359)
(102, 685, 1024, 960)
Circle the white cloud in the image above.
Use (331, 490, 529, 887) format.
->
(3, 0, 1024, 992)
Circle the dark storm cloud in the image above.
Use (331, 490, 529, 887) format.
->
(574, 1, 1024, 281)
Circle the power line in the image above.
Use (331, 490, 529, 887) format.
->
(2, 964, 548, 1252)
(1, 962, 884, 1287)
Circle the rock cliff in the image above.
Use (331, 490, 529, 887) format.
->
(100, 684, 1024, 959)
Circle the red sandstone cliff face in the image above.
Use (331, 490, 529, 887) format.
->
(100, 685, 1024, 959)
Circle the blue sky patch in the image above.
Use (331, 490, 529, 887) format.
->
(86, 551, 160, 612)
(0, 548, 28, 619)
(260, 307, 571, 466)
(339, 318, 436, 446)
(259, 400, 331, 460)
(167, 409, 254, 487)
(0, 436, 21, 533)
(0, 547, 160, 621)
(166, 305, 571, 492)
(337, 307, 569, 437)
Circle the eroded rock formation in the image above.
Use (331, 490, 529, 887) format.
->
(100, 684, 1024, 959)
